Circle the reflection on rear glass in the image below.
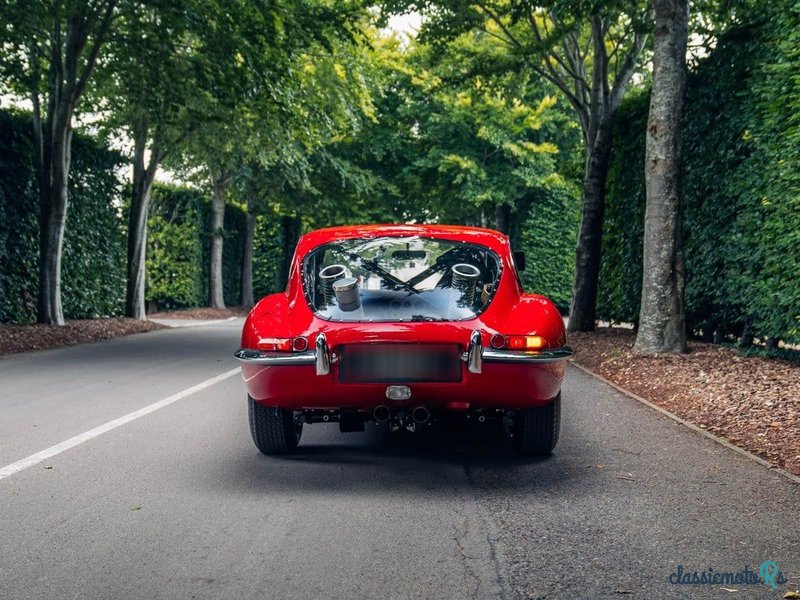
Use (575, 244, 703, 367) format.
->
(303, 236, 501, 322)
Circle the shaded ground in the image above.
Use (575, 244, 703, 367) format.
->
(570, 328, 800, 477)
(0, 318, 166, 358)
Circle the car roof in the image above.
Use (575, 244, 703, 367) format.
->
(296, 224, 511, 255)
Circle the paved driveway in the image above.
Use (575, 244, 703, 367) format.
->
(0, 320, 797, 598)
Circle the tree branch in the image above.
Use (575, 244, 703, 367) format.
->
(610, 24, 649, 112)
(473, 0, 524, 49)
(524, 10, 589, 134)
(29, 43, 47, 197)
(536, 11, 585, 86)
(588, 15, 606, 142)
(74, 0, 117, 100)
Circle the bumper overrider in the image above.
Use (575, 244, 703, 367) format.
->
(235, 331, 573, 374)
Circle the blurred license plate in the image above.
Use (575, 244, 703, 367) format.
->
(338, 344, 462, 384)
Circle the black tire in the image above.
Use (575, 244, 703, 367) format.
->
(248, 395, 302, 455)
(513, 392, 561, 456)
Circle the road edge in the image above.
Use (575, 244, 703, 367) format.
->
(568, 361, 800, 486)
(149, 316, 238, 328)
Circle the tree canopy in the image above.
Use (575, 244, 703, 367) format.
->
(0, 0, 797, 349)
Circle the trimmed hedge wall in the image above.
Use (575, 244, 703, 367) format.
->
(252, 212, 284, 299)
(0, 110, 126, 323)
(146, 185, 206, 309)
(519, 186, 579, 309)
(599, 3, 800, 343)
(0, 111, 250, 321)
(146, 184, 247, 310)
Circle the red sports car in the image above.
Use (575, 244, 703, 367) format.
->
(236, 224, 571, 455)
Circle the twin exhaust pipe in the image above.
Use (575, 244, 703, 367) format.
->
(373, 405, 430, 424)
(331, 330, 482, 426)
(373, 405, 390, 422)
(412, 406, 430, 424)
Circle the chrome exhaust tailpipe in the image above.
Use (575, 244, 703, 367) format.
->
(373, 405, 390, 422)
(412, 406, 430, 424)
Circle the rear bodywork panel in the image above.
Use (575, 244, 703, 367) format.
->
(237, 224, 570, 411)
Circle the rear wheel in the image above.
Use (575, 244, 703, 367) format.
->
(513, 392, 561, 456)
(248, 395, 302, 454)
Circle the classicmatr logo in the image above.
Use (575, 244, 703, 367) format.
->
(668, 561, 788, 589)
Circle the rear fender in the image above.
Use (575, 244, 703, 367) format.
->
(241, 293, 314, 349)
(497, 294, 567, 349)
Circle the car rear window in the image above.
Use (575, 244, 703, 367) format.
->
(302, 236, 502, 322)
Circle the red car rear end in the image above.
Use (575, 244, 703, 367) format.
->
(236, 224, 571, 455)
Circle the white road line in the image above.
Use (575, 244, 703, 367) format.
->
(0, 367, 240, 481)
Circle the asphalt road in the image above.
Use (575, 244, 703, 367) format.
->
(0, 319, 798, 599)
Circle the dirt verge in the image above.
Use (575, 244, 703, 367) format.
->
(0, 318, 167, 358)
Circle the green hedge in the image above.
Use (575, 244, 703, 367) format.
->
(146, 183, 248, 309)
(519, 186, 579, 309)
(252, 211, 284, 299)
(146, 185, 206, 309)
(596, 92, 647, 324)
(0, 110, 126, 323)
(0, 111, 39, 323)
(599, 3, 800, 343)
(0, 110, 250, 321)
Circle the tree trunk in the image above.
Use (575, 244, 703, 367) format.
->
(36, 111, 72, 326)
(495, 203, 511, 235)
(568, 119, 614, 332)
(126, 116, 160, 320)
(209, 173, 228, 309)
(28, 4, 117, 325)
(240, 200, 256, 307)
(633, 0, 689, 354)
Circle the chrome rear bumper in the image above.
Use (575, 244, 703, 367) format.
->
(482, 347, 573, 363)
(235, 345, 572, 367)
(234, 349, 315, 365)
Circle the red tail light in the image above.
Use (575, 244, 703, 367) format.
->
(257, 337, 308, 352)
(490, 334, 507, 348)
(493, 335, 547, 350)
